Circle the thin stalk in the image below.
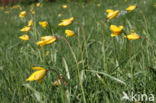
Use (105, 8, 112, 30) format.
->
(57, 37, 86, 103)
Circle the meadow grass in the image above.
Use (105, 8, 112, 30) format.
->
(0, 0, 156, 103)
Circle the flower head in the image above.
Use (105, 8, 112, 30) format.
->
(106, 9, 119, 20)
(19, 11, 26, 18)
(28, 20, 33, 27)
(126, 5, 136, 12)
(62, 5, 67, 9)
(36, 36, 57, 47)
(58, 13, 62, 17)
(65, 30, 76, 37)
(36, 3, 41, 7)
(26, 67, 47, 83)
(39, 21, 48, 29)
(97, 3, 101, 7)
(125, 31, 140, 40)
(110, 25, 123, 37)
(20, 26, 31, 32)
(58, 17, 74, 26)
(19, 34, 29, 41)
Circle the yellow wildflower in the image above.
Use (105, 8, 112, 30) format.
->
(126, 5, 136, 12)
(39, 21, 48, 29)
(36, 3, 41, 7)
(58, 17, 74, 26)
(36, 36, 57, 47)
(153, 3, 156, 8)
(28, 20, 33, 27)
(19, 11, 26, 18)
(26, 67, 47, 83)
(97, 3, 101, 7)
(65, 30, 76, 37)
(19, 34, 29, 41)
(58, 13, 62, 17)
(62, 5, 67, 9)
(46, 50, 50, 56)
(110, 25, 123, 37)
(106, 9, 119, 20)
(125, 31, 140, 40)
(20, 26, 31, 32)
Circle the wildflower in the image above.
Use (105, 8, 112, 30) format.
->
(125, 31, 140, 40)
(46, 50, 50, 56)
(36, 36, 57, 47)
(97, 3, 101, 7)
(20, 26, 31, 32)
(110, 25, 123, 37)
(65, 30, 76, 37)
(36, 3, 41, 7)
(58, 13, 62, 17)
(58, 17, 74, 26)
(19, 11, 26, 18)
(126, 5, 136, 12)
(28, 20, 33, 27)
(153, 3, 156, 8)
(106, 9, 119, 20)
(19, 34, 29, 41)
(4, 11, 10, 14)
(39, 21, 48, 29)
(30, 9, 35, 14)
(62, 5, 67, 9)
(26, 67, 47, 83)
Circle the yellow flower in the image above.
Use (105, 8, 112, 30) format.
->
(46, 50, 50, 56)
(20, 26, 31, 32)
(153, 3, 156, 8)
(106, 9, 119, 20)
(36, 36, 57, 47)
(39, 21, 48, 29)
(36, 3, 41, 7)
(58, 13, 62, 17)
(30, 9, 35, 14)
(124, 0, 127, 2)
(28, 20, 33, 27)
(19, 11, 26, 18)
(97, 3, 101, 7)
(19, 34, 29, 41)
(126, 5, 136, 12)
(125, 31, 140, 40)
(26, 67, 47, 83)
(110, 25, 123, 37)
(65, 30, 76, 37)
(58, 17, 74, 26)
(62, 5, 67, 9)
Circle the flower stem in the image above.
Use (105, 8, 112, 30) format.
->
(57, 36, 86, 103)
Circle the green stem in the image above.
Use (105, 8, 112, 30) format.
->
(57, 37, 86, 103)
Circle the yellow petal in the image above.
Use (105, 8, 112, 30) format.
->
(126, 34, 140, 40)
(65, 30, 76, 37)
(110, 25, 123, 33)
(26, 69, 47, 82)
(62, 5, 67, 9)
(107, 10, 119, 20)
(19, 34, 29, 41)
(106, 9, 114, 13)
(36, 36, 57, 47)
(20, 26, 31, 32)
(126, 5, 136, 12)
(19, 11, 26, 18)
(39, 21, 48, 29)
(32, 67, 45, 70)
(28, 20, 33, 27)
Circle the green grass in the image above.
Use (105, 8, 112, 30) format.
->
(0, 0, 156, 103)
